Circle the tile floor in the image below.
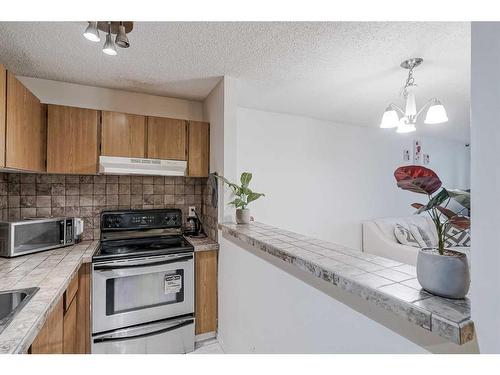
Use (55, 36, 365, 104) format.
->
(191, 338, 225, 354)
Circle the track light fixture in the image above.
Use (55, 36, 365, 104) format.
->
(115, 22, 130, 48)
(83, 21, 100, 42)
(83, 21, 133, 56)
(380, 58, 448, 133)
(102, 23, 117, 56)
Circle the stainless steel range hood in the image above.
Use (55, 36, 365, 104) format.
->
(99, 156, 187, 176)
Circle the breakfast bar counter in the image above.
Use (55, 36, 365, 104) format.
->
(219, 222, 474, 346)
(0, 241, 99, 354)
(185, 236, 219, 252)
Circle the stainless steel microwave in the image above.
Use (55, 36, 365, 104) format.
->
(0, 217, 75, 258)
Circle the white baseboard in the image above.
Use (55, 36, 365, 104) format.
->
(195, 331, 216, 342)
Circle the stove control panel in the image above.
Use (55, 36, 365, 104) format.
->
(101, 209, 182, 230)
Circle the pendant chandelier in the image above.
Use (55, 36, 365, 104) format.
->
(83, 21, 133, 56)
(380, 58, 448, 133)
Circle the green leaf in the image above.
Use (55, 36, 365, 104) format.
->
(215, 172, 264, 208)
(446, 189, 470, 210)
(215, 175, 241, 195)
(414, 188, 449, 214)
(227, 198, 246, 209)
(247, 190, 265, 204)
(240, 172, 252, 189)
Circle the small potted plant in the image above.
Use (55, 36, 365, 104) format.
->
(216, 172, 265, 224)
(394, 165, 471, 299)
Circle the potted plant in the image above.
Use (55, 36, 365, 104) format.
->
(216, 172, 265, 224)
(394, 165, 471, 299)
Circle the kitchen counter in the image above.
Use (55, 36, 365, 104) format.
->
(219, 222, 474, 345)
(185, 236, 219, 252)
(0, 241, 99, 354)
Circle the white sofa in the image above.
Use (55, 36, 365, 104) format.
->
(362, 216, 470, 266)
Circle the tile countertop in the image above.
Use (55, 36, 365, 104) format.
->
(0, 241, 99, 354)
(184, 236, 219, 252)
(219, 222, 474, 346)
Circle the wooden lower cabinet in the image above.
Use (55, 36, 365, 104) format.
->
(30, 263, 91, 354)
(63, 297, 78, 353)
(76, 263, 91, 354)
(195, 250, 218, 335)
(30, 299, 64, 354)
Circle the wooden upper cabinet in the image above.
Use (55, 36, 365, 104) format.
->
(47, 105, 99, 174)
(0, 65, 6, 167)
(101, 111, 146, 158)
(147, 116, 187, 160)
(188, 121, 209, 177)
(5, 71, 46, 172)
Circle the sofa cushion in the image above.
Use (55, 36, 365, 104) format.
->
(409, 224, 435, 247)
(394, 224, 421, 247)
(374, 216, 437, 244)
(444, 226, 471, 247)
(405, 216, 438, 245)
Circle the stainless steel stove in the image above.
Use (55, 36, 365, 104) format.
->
(91, 209, 195, 354)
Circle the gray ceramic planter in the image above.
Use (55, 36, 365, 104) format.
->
(235, 208, 250, 224)
(417, 248, 470, 299)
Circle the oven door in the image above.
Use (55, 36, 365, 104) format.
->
(92, 252, 194, 333)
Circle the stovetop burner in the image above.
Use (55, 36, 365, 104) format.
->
(93, 209, 193, 262)
(94, 235, 193, 261)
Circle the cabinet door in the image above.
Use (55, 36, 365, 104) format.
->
(188, 121, 209, 177)
(195, 250, 218, 335)
(5, 72, 46, 172)
(47, 105, 99, 174)
(0, 65, 6, 167)
(147, 116, 187, 160)
(101, 111, 146, 158)
(30, 298, 64, 354)
(76, 263, 91, 354)
(63, 298, 77, 354)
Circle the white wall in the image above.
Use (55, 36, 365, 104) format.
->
(236, 107, 470, 250)
(203, 76, 239, 222)
(217, 234, 477, 353)
(19, 76, 204, 121)
(203, 80, 224, 176)
(203, 79, 225, 217)
(470, 22, 500, 353)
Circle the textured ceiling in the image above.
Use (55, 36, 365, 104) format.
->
(0, 22, 470, 142)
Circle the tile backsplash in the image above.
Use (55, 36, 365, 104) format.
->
(0, 173, 218, 241)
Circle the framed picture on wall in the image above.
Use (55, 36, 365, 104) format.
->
(423, 153, 430, 165)
(403, 149, 410, 162)
(413, 140, 422, 164)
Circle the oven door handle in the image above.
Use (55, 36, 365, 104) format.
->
(94, 254, 193, 271)
(93, 318, 194, 343)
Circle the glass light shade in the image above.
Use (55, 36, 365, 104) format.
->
(115, 24, 130, 48)
(424, 101, 448, 124)
(103, 33, 117, 56)
(404, 86, 417, 116)
(396, 118, 416, 133)
(83, 22, 100, 42)
(380, 106, 400, 128)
